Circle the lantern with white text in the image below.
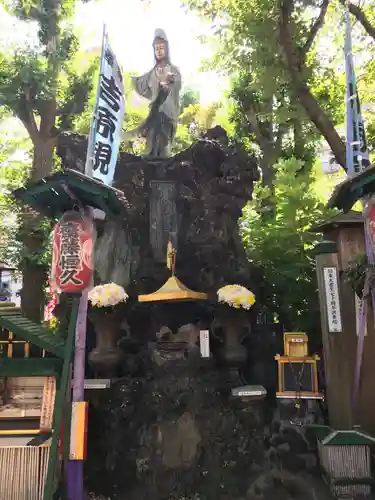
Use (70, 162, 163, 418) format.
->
(51, 211, 94, 293)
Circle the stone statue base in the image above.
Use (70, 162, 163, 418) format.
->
(85, 342, 330, 500)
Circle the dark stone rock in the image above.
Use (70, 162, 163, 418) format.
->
(303, 425, 319, 451)
(297, 453, 317, 470)
(55, 134, 330, 499)
(270, 420, 281, 434)
(281, 426, 309, 454)
(270, 433, 285, 447)
(278, 449, 306, 473)
(86, 343, 267, 500)
(56, 132, 259, 303)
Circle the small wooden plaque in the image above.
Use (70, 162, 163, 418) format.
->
(40, 377, 56, 432)
(283, 332, 308, 357)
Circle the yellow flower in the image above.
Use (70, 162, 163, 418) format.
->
(217, 284, 256, 310)
(88, 283, 129, 309)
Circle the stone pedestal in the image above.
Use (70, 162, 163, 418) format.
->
(86, 339, 333, 500)
(88, 311, 124, 376)
(216, 307, 248, 386)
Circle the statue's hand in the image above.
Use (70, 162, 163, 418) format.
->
(166, 72, 176, 83)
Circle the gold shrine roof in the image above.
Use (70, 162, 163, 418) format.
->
(138, 275, 208, 303)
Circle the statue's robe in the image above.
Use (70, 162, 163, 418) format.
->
(133, 64, 181, 157)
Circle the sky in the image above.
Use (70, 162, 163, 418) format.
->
(0, 0, 228, 106)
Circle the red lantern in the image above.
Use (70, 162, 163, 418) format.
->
(51, 211, 94, 294)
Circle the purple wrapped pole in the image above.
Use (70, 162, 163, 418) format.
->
(66, 289, 89, 500)
(351, 209, 375, 420)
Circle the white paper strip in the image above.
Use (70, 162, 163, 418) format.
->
(323, 267, 342, 333)
(355, 293, 367, 336)
(40, 376, 56, 432)
(200, 330, 210, 358)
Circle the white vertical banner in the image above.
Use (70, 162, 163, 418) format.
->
(344, 6, 370, 176)
(323, 267, 342, 333)
(86, 29, 125, 185)
(40, 376, 56, 432)
(355, 293, 367, 337)
(200, 330, 210, 358)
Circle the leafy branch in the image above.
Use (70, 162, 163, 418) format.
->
(340, 0, 375, 42)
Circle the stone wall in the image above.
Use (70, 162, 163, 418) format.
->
(85, 342, 331, 500)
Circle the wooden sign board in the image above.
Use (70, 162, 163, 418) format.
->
(40, 377, 56, 432)
(283, 332, 308, 357)
(200, 330, 210, 358)
(83, 379, 111, 390)
(323, 267, 342, 333)
(149, 181, 178, 262)
(231, 385, 267, 398)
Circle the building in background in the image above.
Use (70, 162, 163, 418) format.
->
(0, 261, 21, 305)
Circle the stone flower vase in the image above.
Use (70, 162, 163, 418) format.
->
(88, 308, 124, 376)
(216, 304, 248, 369)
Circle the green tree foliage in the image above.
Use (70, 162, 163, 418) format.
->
(184, 0, 375, 174)
(174, 100, 227, 151)
(0, 124, 52, 271)
(182, 0, 375, 340)
(116, 82, 230, 154)
(241, 157, 336, 337)
(0, 129, 30, 265)
(180, 87, 200, 111)
(0, 0, 96, 320)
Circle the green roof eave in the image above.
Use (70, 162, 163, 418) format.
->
(328, 164, 375, 211)
(12, 169, 129, 220)
(321, 429, 375, 446)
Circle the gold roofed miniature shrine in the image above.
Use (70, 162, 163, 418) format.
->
(138, 241, 208, 303)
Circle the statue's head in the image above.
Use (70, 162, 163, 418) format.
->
(153, 28, 170, 64)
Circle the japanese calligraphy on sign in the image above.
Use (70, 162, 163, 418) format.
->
(345, 11, 371, 176)
(88, 39, 125, 186)
(51, 211, 94, 294)
(323, 267, 342, 333)
(347, 81, 371, 174)
(40, 376, 56, 432)
(200, 330, 210, 358)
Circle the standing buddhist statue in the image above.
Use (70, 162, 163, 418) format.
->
(124, 29, 182, 158)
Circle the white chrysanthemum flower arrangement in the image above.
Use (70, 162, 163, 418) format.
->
(88, 283, 129, 311)
(217, 284, 256, 310)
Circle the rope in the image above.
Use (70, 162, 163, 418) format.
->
(287, 356, 306, 414)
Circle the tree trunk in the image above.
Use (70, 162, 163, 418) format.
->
(292, 81, 346, 170)
(20, 257, 47, 323)
(31, 135, 56, 181)
(20, 136, 56, 321)
(260, 147, 277, 191)
(279, 0, 347, 170)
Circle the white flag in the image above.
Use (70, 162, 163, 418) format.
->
(86, 31, 125, 186)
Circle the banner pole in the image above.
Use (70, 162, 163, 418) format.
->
(65, 25, 107, 500)
(66, 24, 124, 498)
